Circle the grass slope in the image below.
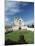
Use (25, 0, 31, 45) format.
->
(5, 29, 34, 44)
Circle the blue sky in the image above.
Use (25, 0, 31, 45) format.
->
(5, 0, 34, 26)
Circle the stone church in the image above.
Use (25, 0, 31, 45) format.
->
(12, 16, 28, 31)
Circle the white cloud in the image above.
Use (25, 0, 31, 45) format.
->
(5, 1, 29, 16)
(25, 19, 34, 25)
(5, 17, 9, 25)
(5, 18, 9, 22)
(5, 17, 13, 26)
(10, 8, 19, 13)
(5, 1, 20, 16)
(22, 2, 28, 6)
(5, 17, 10, 26)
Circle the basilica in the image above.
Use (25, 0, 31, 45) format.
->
(5, 16, 34, 32)
(12, 16, 28, 31)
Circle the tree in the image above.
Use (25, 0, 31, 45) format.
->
(18, 35, 28, 44)
(31, 24, 34, 28)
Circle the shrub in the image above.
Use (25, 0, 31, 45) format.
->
(18, 35, 28, 44)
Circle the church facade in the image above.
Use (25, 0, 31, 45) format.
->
(12, 16, 28, 31)
(5, 16, 34, 32)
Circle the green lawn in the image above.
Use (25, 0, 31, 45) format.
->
(5, 29, 34, 44)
